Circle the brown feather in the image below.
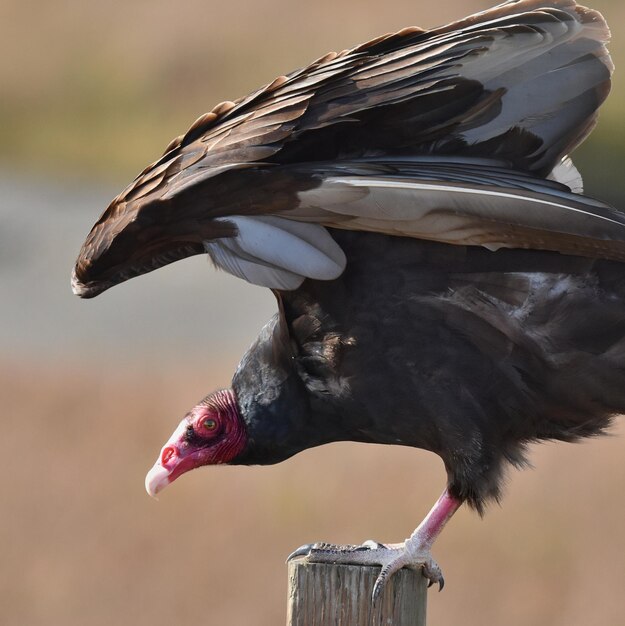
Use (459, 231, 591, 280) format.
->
(73, 0, 614, 297)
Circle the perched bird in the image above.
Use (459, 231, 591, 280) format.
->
(74, 0, 622, 596)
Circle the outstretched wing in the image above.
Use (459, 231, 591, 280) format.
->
(73, 0, 614, 297)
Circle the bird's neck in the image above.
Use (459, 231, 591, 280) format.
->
(228, 314, 348, 466)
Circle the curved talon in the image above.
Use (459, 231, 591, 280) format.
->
(425, 577, 445, 590)
(426, 576, 445, 591)
(288, 541, 365, 563)
(288, 539, 446, 595)
(372, 557, 406, 604)
(287, 544, 315, 561)
(372, 571, 387, 605)
(422, 560, 444, 591)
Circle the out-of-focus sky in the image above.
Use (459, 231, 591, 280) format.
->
(2, 1, 625, 625)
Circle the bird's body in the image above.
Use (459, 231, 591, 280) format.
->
(74, 0, 623, 595)
(233, 229, 622, 510)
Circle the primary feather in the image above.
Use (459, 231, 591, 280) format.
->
(73, 0, 614, 297)
(82, 0, 624, 596)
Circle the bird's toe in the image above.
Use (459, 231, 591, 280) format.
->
(286, 543, 316, 562)
(288, 538, 445, 601)
(422, 558, 444, 590)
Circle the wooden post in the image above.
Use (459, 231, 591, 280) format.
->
(287, 558, 427, 626)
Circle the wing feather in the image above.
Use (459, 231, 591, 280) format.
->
(289, 158, 625, 259)
(73, 0, 615, 297)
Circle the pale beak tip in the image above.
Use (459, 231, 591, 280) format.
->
(145, 463, 171, 498)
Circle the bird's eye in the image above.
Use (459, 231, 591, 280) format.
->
(202, 418, 217, 431)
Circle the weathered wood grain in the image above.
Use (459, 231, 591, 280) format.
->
(287, 559, 427, 626)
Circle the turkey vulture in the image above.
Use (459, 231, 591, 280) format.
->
(74, 0, 621, 597)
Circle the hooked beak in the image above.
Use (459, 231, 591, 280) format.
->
(145, 419, 193, 498)
(145, 462, 172, 497)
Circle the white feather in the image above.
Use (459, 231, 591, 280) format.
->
(205, 239, 304, 289)
(548, 157, 584, 194)
(203, 215, 346, 289)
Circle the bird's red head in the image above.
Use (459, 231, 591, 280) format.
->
(145, 388, 246, 497)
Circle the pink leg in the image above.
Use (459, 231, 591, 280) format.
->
(407, 489, 462, 551)
(376, 489, 462, 598)
(288, 488, 464, 602)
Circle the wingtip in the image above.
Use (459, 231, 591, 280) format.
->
(71, 267, 86, 297)
(71, 267, 106, 299)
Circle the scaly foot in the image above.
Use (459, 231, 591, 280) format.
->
(288, 489, 462, 602)
(288, 538, 444, 603)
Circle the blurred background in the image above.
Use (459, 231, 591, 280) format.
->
(2, 0, 625, 624)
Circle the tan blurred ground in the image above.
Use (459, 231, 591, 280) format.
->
(4, 361, 625, 626)
(3, 0, 625, 624)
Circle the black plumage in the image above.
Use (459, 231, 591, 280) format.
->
(232, 229, 622, 511)
(75, 0, 624, 592)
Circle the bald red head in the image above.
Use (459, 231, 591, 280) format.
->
(145, 389, 247, 497)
